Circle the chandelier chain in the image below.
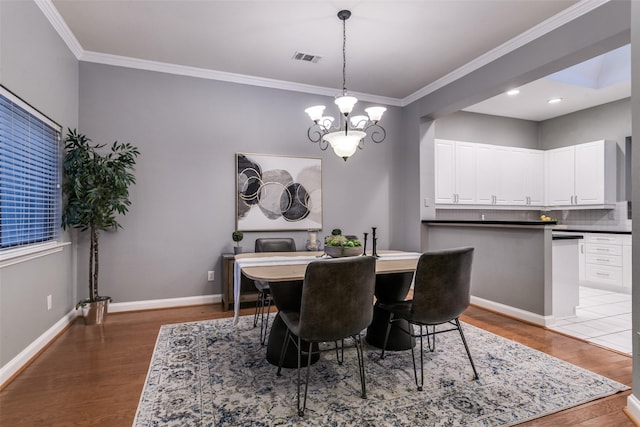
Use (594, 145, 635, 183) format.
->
(342, 15, 347, 94)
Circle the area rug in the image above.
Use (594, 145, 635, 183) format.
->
(133, 316, 628, 426)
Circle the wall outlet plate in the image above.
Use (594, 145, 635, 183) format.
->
(207, 271, 215, 281)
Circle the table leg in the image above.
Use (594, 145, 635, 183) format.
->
(366, 272, 416, 350)
(265, 314, 320, 368)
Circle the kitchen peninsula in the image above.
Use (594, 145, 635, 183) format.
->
(421, 220, 557, 325)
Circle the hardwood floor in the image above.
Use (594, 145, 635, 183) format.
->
(0, 304, 633, 426)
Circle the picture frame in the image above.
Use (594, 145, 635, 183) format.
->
(236, 152, 322, 231)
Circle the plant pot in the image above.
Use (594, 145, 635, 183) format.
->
(324, 245, 362, 258)
(234, 246, 243, 254)
(79, 297, 111, 325)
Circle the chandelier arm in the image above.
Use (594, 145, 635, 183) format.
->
(366, 123, 387, 144)
(318, 138, 330, 151)
(307, 125, 325, 144)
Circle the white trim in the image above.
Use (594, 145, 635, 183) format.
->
(402, 0, 611, 105)
(108, 294, 221, 313)
(34, 0, 83, 59)
(626, 395, 640, 424)
(0, 309, 77, 388)
(79, 51, 402, 107)
(470, 295, 549, 326)
(0, 241, 71, 269)
(38, 0, 604, 108)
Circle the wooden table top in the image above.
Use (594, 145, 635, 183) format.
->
(236, 250, 420, 282)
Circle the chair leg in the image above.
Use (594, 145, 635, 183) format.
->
(426, 324, 436, 352)
(259, 295, 272, 346)
(410, 324, 424, 391)
(455, 318, 479, 380)
(335, 339, 344, 365)
(353, 333, 367, 399)
(297, 338, 313, 417)
(276, 328, 291, 377)
(253, 291, 263, 328)
(380, 313, 394, 359)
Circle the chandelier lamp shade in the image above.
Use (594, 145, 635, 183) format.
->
(305, 10, 387, 161)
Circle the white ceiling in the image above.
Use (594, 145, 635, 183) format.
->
(48, 0, 629, 121)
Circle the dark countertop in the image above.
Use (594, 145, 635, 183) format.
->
(552, 235, 583, 240)
(551, 227, 631, 235)
(422, 219, 556, 226)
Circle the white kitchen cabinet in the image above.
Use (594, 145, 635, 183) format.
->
(583, 233, 632, 293)
(475, 143, 507, 205)
(434, 139, 476, 205)
(523, 149, 545, 206)
(545, 140, 616, 208)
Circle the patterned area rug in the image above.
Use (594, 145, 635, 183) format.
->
(133, 316, 628, 426)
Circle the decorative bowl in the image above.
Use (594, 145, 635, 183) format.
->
(324, 245, 362, 258)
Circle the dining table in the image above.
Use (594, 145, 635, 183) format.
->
(234, 250, 421, 367)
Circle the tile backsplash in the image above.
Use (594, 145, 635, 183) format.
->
(436, 201, 632, 231)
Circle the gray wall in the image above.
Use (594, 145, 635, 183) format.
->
(435, 111, 539, 149)
(77, 62, 404, 303)
(0, 1, 78, 365)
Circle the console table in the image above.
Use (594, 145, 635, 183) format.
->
(220, 253, 259, 311)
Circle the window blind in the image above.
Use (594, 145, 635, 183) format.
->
(0, 87, 61, 250)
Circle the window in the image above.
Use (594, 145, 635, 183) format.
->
(0, 86, 61, 251)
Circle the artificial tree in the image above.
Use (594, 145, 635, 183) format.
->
(61, 129, 140, 312)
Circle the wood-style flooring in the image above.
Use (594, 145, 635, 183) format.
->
(0, 304, 633, 426)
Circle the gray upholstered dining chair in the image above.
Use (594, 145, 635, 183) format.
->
(379, 247, 478, 391)
(253, 238, 297, 345)
(276, 256, 376, 417)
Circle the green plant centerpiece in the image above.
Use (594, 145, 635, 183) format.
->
(61, 129, 140, 324)
(232, 230, 244, 254)
(324, 232, 362, 257)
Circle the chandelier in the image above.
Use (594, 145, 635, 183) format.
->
(305, 10, 386, 161)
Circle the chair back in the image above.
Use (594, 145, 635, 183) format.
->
(255, 238, 296, 253)
(298, 256, 376, 342)
(410, 247, 474, 324)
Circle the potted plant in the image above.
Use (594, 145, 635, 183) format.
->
(232, 230, 244, 254)
(61, 129, 140, 325)
(324, 233, 362, 257)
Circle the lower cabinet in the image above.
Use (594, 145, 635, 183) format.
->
(583, 233, 632, 293)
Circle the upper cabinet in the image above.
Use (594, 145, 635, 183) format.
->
(434, 139, 615, 210)
(545, 140, 616, 208)
(434, 140, 477, 205)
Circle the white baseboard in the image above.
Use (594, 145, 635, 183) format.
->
(470, 296, 550, 326)
(1, 294, 223, 389)
(0, 309, 76, 388)
(627, 394, 640, 424)
(109, 294, 221, 313)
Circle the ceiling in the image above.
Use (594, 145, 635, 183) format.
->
(48, 0, 629, 121)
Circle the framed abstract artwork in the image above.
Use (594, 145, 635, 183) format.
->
(236, 153, 322, 231)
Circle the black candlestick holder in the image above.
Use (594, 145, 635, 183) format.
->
(371, 227, 379, 258)
(362, 233, 368, 255)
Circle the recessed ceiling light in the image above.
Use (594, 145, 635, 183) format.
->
(506, 89, 520, 96)
(547, 97, 563, 104)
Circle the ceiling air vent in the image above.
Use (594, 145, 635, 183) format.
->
(292, 51, 322, 63)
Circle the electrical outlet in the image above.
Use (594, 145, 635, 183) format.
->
(207, 271, 215, 281)
(47, 294, 52, 311)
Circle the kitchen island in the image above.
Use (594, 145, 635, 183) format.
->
(421, 220, 558, 326)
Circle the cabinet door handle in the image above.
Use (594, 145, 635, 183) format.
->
(596, 272, 610, 278)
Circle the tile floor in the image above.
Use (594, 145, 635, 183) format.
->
(549, 286, 632, 355)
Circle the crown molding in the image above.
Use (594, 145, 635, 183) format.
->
(79, 50, 404, 106)
(402, 0, 611, 106)
(35, 0, 83, 59)
(39, 0, 607, 108)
